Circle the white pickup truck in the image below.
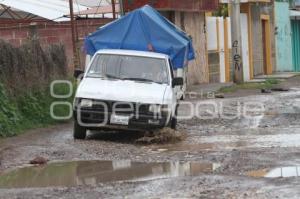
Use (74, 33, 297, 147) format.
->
(73, 49, 183, 139)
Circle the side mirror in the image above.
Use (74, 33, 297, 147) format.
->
(74, 69, 84, 79)
(172, 77, 184, 87)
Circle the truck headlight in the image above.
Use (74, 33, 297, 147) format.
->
(149, 104, 161, 113)
(80, 99, 93, 108)
(149, 104, 169, 114)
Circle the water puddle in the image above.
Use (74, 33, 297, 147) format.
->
(0, 160, 221, 188)
(243, 115, 264, 129)
(247, 166, 300, 178)
(192, 133, 300, 149)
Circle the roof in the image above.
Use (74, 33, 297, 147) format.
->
(74, 4, 120, 16)
(0, 0, 89, 22)
(95, 49, 169, 59)
(124, 0, 218, 12)
(66, 0, 111, 7)
(220, 0, 271, 3)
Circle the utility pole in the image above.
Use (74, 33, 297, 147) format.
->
(69, 0, 80, 69)
(112, 0, 116, 19)
(230, 0, 244, 83)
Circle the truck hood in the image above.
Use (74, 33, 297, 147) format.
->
(76, 78, 168, 104)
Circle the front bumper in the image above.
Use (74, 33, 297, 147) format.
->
(73, 109, 168, 130)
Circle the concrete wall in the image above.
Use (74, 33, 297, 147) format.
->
(174, 11, 209, 85)
(274, 1, 293, 71)
(250, 3, 276, 76)
(0, 19, 112, 71)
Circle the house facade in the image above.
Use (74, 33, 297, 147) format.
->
(123, 0, 219, 85)
(213, 0, 276, 83)
(248, 1, 276, 77)
(274, 0, 300, 72)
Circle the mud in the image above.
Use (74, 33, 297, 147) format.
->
(0, 76, 300, 198)
(135, 128, 186, 144)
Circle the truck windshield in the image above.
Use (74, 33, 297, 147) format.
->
(87, 54, 169, 84)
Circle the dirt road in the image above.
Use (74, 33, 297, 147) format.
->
(0, 78, 300, 198)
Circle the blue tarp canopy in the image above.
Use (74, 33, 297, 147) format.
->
(84, 5, 195, 69)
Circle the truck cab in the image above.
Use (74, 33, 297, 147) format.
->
(73, 49, 183, 139)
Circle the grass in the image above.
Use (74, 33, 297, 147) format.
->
(219, 79, 280, 93)
(0, 80, 76, 137)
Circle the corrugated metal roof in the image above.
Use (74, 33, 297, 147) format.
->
(74, 4, 120, 15)
(0, 0, 89, 22)
(66, 0, 111, 7)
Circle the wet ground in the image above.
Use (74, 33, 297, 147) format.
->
(0, 77, 300, 198)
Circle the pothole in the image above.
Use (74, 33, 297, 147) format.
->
(0, 160, 221, 188)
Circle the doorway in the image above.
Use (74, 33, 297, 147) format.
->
(261, 15, 272, 75)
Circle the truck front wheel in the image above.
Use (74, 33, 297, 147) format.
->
(170, 107, 178, 130)
(73, 120, 86, 139)
(170, 117, 177, 130)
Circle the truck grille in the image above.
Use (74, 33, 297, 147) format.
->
(80, 100, 150, 115)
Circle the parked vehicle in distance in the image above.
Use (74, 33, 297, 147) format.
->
(73, 49, 183, 139)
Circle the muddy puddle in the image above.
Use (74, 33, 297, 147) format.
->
(0, 160, 221, 189)
(147, 131, 300, 152)
(248, 166, 300, 178)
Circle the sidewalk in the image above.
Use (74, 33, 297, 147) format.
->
(254, 72, 300, 80)
(187, 82, 233, 95)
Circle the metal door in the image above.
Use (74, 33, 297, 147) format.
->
(292, 20, 300, 72)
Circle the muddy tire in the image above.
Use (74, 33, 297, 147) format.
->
(170, 117, 177, 130)
(170, 107, 178, 130)
(73, 120, 86, 140)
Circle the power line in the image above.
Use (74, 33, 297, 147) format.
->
(93, 0, 104, 19)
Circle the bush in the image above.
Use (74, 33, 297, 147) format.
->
(0, 39, 67, 96)
(0, 39, 71, 137)
(0, 84, 20, 136)
(0, 82, 75, 137)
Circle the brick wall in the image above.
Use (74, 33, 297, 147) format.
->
(0, 19, 112, 71)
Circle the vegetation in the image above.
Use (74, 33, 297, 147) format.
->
(213, 4, 228, 18)
(219, 79, 280, 93)
(0, 39, 71, 137)
(0, 82, 75, 137)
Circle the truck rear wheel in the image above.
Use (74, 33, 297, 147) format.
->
(73, 120, 86, 139)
